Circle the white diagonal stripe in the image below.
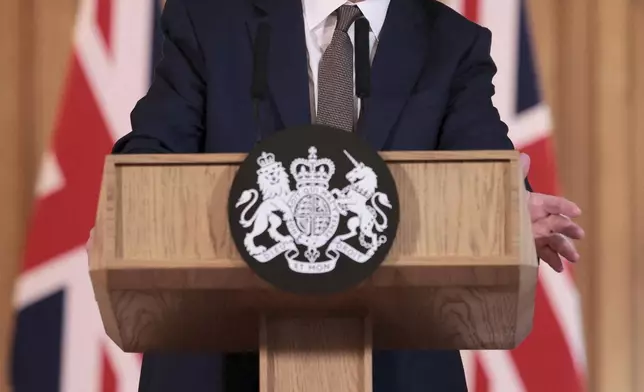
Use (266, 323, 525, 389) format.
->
(15, 248, 101, 392)
(35, 151, 65, 198)
(75, 0, 153, 142)
(480, 0, 520, 128)
(508, 103, 553, 149)
(479, 350, 526, 392)
(105, 337, 142, 392)
(540, 266, 587, 375)
(460, 350, 477, 391)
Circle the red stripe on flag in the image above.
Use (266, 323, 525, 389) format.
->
(97, 0, 113, 52)
(101, 345, 117, 392)
(475, 358, 489, 392)
(510, 283, 583, 391)
(464, 0, 479, 22)
(22, 55, 114, 271)
(513, 137, 582, 391)
(519, 136, 560, 195)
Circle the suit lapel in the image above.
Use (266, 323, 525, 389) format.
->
(358, 0, 439, 150)
(248, 0, 311, 133)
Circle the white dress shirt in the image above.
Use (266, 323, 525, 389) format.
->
(301, 0, 390, 122)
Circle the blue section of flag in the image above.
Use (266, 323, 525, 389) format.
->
(516, 0, 541, 113)
(11, 291, 65, 392)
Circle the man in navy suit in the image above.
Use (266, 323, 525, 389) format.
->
(108, 0, 585, 390)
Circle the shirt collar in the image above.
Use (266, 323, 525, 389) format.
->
(302, 0, 390, 38)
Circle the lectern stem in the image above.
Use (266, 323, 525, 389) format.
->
(259, 315, 372, 392)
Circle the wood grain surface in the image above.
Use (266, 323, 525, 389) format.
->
(260, 316, 372, 392)
(89, 151, 537, 355)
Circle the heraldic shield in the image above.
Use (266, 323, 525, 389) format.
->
(227, 125, 400, 294)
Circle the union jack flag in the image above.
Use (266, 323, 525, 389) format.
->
(10, 0, 586, 391)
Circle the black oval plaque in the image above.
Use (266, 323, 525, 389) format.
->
(227, 125, 400, 295)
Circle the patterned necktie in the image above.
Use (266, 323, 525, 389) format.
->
(316, 5, 362, 132)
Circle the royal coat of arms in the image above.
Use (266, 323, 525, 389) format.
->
(234, 146, 393, 274)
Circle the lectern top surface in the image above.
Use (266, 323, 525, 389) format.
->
(107, 150, 520, 165)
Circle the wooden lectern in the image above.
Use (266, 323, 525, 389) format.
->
(89, 150, 537, 392)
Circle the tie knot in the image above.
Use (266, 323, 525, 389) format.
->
(335, 5, 362, 33)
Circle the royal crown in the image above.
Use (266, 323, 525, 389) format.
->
(257, 151, 276, 167)
(256, 151, 283, 174)
(290, 147, 335, 189)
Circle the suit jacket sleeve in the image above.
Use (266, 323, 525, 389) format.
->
(112, 0, 206, 154)
(437, 26, 532, 192)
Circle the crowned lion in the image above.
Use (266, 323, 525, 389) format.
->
(235, 152, 294, 255)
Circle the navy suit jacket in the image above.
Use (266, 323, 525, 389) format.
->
(113, 0, 522, 391)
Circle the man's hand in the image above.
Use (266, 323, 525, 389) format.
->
(521, 153, 585, 272)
